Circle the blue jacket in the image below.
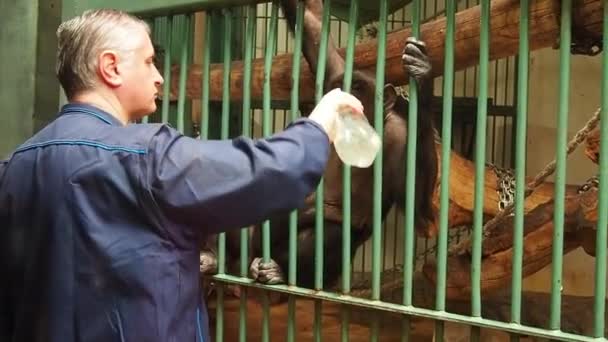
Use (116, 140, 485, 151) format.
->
(0, 103, 329, 342)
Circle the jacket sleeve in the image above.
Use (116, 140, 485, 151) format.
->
(146, 118, 330, 234)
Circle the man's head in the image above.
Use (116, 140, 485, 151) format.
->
(56, 9, 163, 122)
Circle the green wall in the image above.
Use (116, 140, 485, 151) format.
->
(0, 0, 61, 158)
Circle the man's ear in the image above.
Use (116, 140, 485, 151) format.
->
(383, 84, 397, 112)
(98, 50, 122, 87)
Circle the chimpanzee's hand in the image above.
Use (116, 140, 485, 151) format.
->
(402, 37, 432, 82)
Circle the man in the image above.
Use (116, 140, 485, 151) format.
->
(0, 8, 363, 342)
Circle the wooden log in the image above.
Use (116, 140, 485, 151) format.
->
(162, 0, 602, 102)
(423, 143, 580, 238)
(422, 185, 599, 299)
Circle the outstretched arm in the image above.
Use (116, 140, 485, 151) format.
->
(148, 118, 329, 233)
(148, 89, 363, 234)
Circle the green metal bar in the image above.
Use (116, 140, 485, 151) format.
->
(213, 11, 232, 342)
(200, 13, 211, 139)
(435, 1, 455, 340)
(437, 0, 455, 312)
(313, 1, 332, 340)
(238, 7, 255, 342)
(399, 0, 416, 332)
(372, 0, 388, 303)
(403, 0, 420, 309)
(511, 0, 529, 327)
(288, 0, 304, 286)
(370, 2, 388, 341)
(471, 0, 489, 318)
(342, 0, 359, 297)
(220, 9, 232, 141)
(145, 19, 161, 124)
(217, 8, 232, 277)
(314, 0, 331, 291)
(214, 274, 597, 342)
(550, 0, 571, 330)
(594, 2, 608, 337)
(162, 16, 174, 125)
(176, 14, 191, 133)
(287, 3, 304, 342)
(262, 0, 279, 262)
(261, 4, 279, 342)
(62, 0, 269, 19)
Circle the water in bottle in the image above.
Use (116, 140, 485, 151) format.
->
(333, 110, 381, 168)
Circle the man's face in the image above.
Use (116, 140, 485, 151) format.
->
(117, 26, 164, 120)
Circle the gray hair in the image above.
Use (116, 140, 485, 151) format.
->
(55, 9, 150, 99)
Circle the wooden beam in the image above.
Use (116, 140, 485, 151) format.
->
(163, 0, 603, 102)
(422, 186, 599, 299)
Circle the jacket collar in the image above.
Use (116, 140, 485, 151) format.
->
(59, 103, 124, 126)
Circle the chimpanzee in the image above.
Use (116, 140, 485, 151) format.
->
(201, 0, 437, 291)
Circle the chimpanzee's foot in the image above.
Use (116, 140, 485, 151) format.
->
(402, 37, 432, 81)
(249, 257, 285, 285)
(199, 250, 218, 275)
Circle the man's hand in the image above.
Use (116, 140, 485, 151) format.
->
(308, 88, 364, 142)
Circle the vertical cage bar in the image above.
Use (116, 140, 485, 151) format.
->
(162, 16, 173, 125)
(218, 8, 232, 275)
(200, 13, 211, 139)
(341, 0, 358, 296)
(261, 3, 280, 342)
(371, 1, 389, 341)
(403, 0, 421, 309)
(287, 2, 304, 342)
(435, 0, 456, 339)
(372, 0, 388, 304)
(176, 14, 191, 133)
(471, 0, 490, 318)
(239, 5, 257, 342)
(437, 0, 455, 312)
(511, 0, 529, 328)
(401, 0, 419, 337)
(549, 0, 571, 330)
(313, 1, 332, 341)
(213, 10, 232, 342)
(314, 0, 331, 290)
(594, 2, 608, 337)
(341, 2, 358, 340)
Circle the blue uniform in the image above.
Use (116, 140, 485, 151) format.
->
(0, 103, 329, 341)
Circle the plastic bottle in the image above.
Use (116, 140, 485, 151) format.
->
(333, 110, 381, 168)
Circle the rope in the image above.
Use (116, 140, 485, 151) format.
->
(451, 106, 602, 255)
